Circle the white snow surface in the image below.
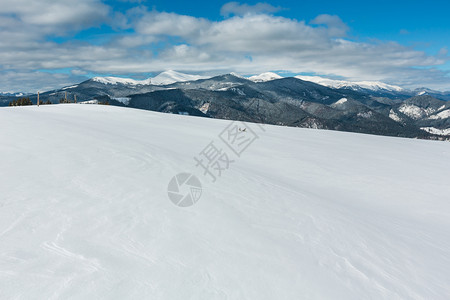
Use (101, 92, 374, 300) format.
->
(248, 72, 283, 82)
(1, 105, 450, 299)
(295, 75, 404, 92)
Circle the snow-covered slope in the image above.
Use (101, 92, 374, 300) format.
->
(330, 97, 348, 108)
(1, 105, 450, 299)
(248, 72, 283, 82)
(398, 104, 437, 120)
(389, 109, 403, 123)
(428, 109, 450, 120)
(296, 75, 404, 92)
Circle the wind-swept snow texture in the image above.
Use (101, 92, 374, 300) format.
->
(0, 105, 449, 299)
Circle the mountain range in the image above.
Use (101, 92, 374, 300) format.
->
(1, 70, 449, 139)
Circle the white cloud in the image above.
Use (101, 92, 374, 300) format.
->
(0, 3, 449, 92)
(400, 29, 410, 35)
(0, 0, 109, 36)
(135, 11, 209, 37)
(220, 2, 282, 17)
(310, 14, 349, 37)
(439, 47, 448, 56)
(0, 70, 86, 93)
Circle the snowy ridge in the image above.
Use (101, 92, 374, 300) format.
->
(248, 72, 283, 82)
(92, 70, 208, 86)
(414, 87, 444, 96)
(229, 72, 247, 79)
(295, 75, 404, 92)
(1, 105, 449, 299)
(151, 70, 208, 85)
(92, 76, 152, 85)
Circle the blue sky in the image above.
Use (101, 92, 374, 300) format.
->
(1, 0, 449, 92)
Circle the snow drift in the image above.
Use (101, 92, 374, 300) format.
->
(0, 104, 449, 299)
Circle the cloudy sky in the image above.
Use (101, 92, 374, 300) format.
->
(1, 0, 449, 92)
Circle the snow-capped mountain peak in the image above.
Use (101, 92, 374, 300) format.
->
(92, 71, 208, 86)
(151, 70, 208, 85)
(92, 76, 152, 86)
(248, 72, 283, 82)
(228, 72, 248, 79)
(295, 75, 404, 92)
(89, 72, 405, 92)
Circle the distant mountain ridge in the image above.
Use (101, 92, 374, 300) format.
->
(294, 75, 405, 92)
(1, 71, 449, 140)
(2, 70, 449, 98)
(0, 92, 31, 97)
